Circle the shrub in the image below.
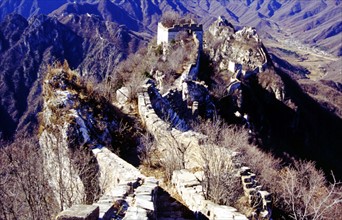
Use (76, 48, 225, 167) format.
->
(161, 11, 181, 28)
(192, 117, 247, 205)
(193, 116, 342, 218)
(138, 133, 157, 168)
(201, 144, 243, 205)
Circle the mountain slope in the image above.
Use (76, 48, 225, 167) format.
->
(0, 13, 144, 139)
(104, 0, 342, 56)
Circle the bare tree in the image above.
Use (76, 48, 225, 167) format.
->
(0, 137, 58, 220)
(41, 110, 101, 211)
(0, 129, 100, 220)
(193, 118, 245, 205)
(168, 46, 187, 71)
(279, 161, 342, 220)
(138, 132, 158, 168)
(201, 144, 242, 205)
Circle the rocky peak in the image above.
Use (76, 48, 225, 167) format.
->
(41, 64, 137, 150)
(207, 17, 268, 73)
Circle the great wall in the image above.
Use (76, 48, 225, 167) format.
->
(55, 18, 273, 220)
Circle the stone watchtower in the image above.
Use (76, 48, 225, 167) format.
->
(157, 21, 203, 45)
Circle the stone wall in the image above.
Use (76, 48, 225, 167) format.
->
(55, 146, 159, 220)
(137, 80, 273, 219)
(145, 80, 189, 131)
(170, 33, 214, 117)
(56, 205, 99, 220)
(138, 82, 206, 170)
(93, 147, 158, 220)
(240, 167, 272, 219)
(92, 147, 143, 195)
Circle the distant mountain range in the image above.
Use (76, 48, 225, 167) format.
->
(1, 0, 341, 56)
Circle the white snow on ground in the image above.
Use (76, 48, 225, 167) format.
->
(68, 109, 90, 144)
(55, 90, 74, 108)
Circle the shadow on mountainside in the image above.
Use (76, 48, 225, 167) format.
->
(236, 68, 342, 181)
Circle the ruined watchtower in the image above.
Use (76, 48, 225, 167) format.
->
(157, 22, 203, 46)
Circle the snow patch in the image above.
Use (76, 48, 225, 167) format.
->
(69, 109, 90, 145)
(55, 90, 74, 108)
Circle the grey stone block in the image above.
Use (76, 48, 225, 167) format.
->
(56, 205, 99, 220)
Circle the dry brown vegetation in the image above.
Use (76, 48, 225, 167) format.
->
(42, 61, 140, 157)
(0, 133, 103, 220)
(206, 117, 341, 219)
(139, 131, 189, 182)
(0, 137, 58, 219)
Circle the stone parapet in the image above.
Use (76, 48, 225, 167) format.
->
(56, 176, 158, 220)
(138, 82, 206, 170)
(240, 167, 272, 219)
(92, 147, 144, 193)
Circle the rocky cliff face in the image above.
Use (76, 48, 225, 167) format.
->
(38, 64, 141, 209)
(208, 16, 268, 73)
(39, 67, 97, 209)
